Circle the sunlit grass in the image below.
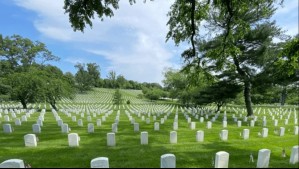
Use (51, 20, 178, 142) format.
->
(0, 89, 298, 168)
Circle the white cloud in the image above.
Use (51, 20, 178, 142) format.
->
(13, 0, 182, 84)
(272, 1, 298, 37)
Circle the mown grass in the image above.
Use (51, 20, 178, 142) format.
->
(0, 89, 298, 168)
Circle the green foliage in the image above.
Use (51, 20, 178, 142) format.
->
(193, 81, 243, 111)
(276, 36, 299, 76)
(0, 34, 59, 69)
(142, 87, 167, 101)
(113, 89, 122, 105)
(63, 0, 151, 32)
(7, 67, 45, 108)
(126, 100, 131, 105)
(75, 63, 92, 92)
(87, 63, 101, 87)
(41, 65, 75, 110)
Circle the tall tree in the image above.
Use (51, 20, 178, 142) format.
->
(113, 89, 123, 108)
(116, 74, 126, 89)
(167, 0, 283, 116)
(193, 80, 242, 112)
(41, 65, 75, 110)
(7, 66, 44, 108)
(0, 34, 59, 69)
(75, 63, 92, 92)
(87, 63, 101, 87)
(107, 70, 117, 88)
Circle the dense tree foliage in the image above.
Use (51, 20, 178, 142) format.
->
(113, 89, 123, 107)
(193, 81, 242, 112)
(0, 34, 75, 108)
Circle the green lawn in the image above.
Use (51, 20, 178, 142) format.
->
(0, 89, 298, 168)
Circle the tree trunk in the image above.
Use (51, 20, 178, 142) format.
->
(216, 102, 223, 113)
(20, 99, 27, 109)
(244, 81, 253, 117)
(50, 100, 57, 111)
(280, 86, 287, 106)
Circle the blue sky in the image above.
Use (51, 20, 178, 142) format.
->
(0, 0, 298, 84)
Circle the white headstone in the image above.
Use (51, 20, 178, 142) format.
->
(200, 117, 204, 123)
(237, 121, 242, 127)
(78, 119, 83, 127)
(284, 119, 288, 125)
(279, 127, 285, 136)
(215, 151, 229, 168)
(88, 123, 94, 133)
(24, 134, 37, 147)
(207, 121, 212, 129)
(0, 159, 25, 168)
(72, 116, 76, 122)
(223, 121, 227, 128)
(170, 131, 177, 144)
(141, 131, 148, 145)
(68, 133, 80, 147)
(172, 122, 178, 131)
(15, 119, 21, 126)
(4, 115, 10, 122)
(196, 130, 204, 142)
(257, 149, 271, 168)
(87, 116, 92, 122)
(220, 130, 228, 141)
(90, 157, 109, 168)
(250, 120, 255, 127)
(37, 119, 43, 127)
(261, 128, 268, 138)
(190, 122, 196, 130)
(21, 115, 27, 122)
(274, 119, 278, 127)
(107, 133, 115, 146)
(61, 124, 69, 133)
(102, 116, 106, 122)
(263, 120, 267, 127)
(146, 118, 150, 124)
(243, 129, 250, 140)
(294, 126, 298, 135)
(160, 118, 165, 124)
(154, 122, 159, 131)
(160, 154, 176, 168)
(112, 123, 117, 133)
(57, 119, 63, 126)
(96, 119, 102, 127)
(289, 145, 299, 164)
(32, 124, 41, 134)
(134, 123, 139, 132)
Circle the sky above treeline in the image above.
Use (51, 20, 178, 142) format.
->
(0, 0, 298, 84)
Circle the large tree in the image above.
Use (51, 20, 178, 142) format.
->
(74, 63, 92, 92)
(0, 34, 59, 69)
(87, 63, 101, 87)
(107, 70, 117, 89)
(41, 65, 75, 110)
(193, 80, 242, 112)
(0, 34, 63, 107)
(167, 1, 283, 116)
(7, 66, 44, 108)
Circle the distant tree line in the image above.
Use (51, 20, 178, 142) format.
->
(72, 62, 169, 101)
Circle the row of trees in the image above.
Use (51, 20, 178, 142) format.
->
(0, 34, 75, 110)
